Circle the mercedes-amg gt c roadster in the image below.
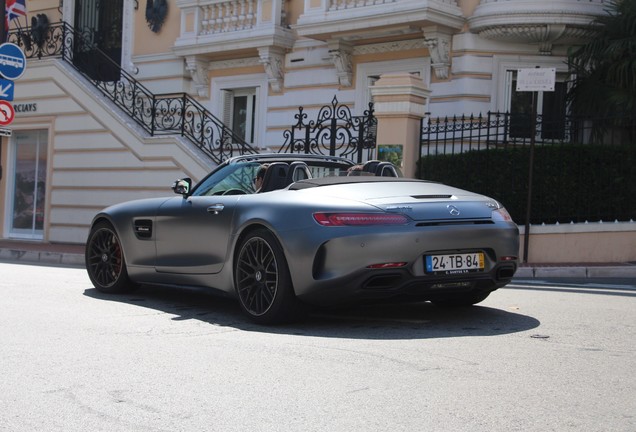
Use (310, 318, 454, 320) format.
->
(85, 154, 519, 324)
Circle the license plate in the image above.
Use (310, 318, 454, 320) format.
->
(425, 252, 484, 274)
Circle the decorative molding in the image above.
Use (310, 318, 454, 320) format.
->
(185, 56, 210, 98)
(422, 26, 452, 80)
(210, 57, 262, 70)
(258, 47, 286, 93)
(478, 24, 590, 55)
(353, 39, 427, 55)
(468, 0, 606, 54)
(327, 39, 353, 87)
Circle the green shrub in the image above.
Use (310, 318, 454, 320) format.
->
(417, 144, 636, 224)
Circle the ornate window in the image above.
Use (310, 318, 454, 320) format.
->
(211, 74, 268, 146)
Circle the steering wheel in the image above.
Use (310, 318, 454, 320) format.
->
(222, 189, 247, 195)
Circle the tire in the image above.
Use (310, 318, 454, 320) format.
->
(431, 290, 491, 307)
(234, 229, 303, 324)
(85, 221, 138, 294)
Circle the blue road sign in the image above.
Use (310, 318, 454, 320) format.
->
(0, 43, 27, 80)
(0, 78, 15, 101)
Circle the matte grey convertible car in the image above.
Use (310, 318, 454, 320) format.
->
(86, 154, 519, 324)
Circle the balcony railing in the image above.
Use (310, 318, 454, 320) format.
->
(198, 0, 259, 34)
(174, 0, 292, 54)
(9, 21, 257, 164)
(296, 0, 464, 39)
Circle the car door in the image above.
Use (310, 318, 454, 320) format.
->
(154, 195, 240, 274)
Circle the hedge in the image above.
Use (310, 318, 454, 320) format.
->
(417, 144, 636, 224)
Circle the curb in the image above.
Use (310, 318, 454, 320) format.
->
(2, 247, 636, 278)
(0, 249, 85, 267)
(515, 266, 636, 279)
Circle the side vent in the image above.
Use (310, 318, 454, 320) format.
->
(134, 220, 153, 239)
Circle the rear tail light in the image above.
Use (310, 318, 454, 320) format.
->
(492, 208, 513, 222)
(313, 212, 410, 226)
(500, 256, 517, 262)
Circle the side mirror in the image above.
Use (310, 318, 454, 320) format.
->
(172, 178, 192, 196)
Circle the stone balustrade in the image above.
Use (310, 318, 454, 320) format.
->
(177, 0, 287, 38)
(200, 0, 258, 34)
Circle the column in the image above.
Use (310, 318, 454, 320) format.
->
(370, 73, 430, 179)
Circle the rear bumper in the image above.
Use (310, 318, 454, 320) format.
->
(296, 261, 517, 306)
(285, 222, 519, 306)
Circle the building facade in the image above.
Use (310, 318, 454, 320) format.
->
(2, 0, 623, 260)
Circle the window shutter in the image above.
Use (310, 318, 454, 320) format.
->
(504, 70, 514, 113)
(221, 89, 233, 127)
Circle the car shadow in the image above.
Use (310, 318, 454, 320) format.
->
(83, 285, 540, 340)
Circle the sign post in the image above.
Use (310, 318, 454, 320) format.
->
(516, 67, 555, 263)
(0, 41, 26, 180)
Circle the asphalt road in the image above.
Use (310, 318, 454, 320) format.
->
(1, 262, 635, 432)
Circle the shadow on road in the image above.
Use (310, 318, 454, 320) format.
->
(83, 284, 540, 340)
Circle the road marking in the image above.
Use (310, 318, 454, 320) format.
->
(507, 282, 636, 297)
(511, 280, 636, 291)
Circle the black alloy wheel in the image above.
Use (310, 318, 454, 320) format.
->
(235, 229, 301, 324)
(85, 221, 136, 293)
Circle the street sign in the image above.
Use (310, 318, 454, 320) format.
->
(0, 42, 27, 80)
(0, 127, 11, 136)
(516, 68, 555, 92)
(0, 100, 15, 125)
(0, 78, 15, 101)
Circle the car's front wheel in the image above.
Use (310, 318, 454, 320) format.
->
(85, 221, 138, 293)
(234, 229, 302, 324)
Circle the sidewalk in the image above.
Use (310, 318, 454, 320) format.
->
(0, 240, 85, 267)
(1, 239, 635, 278)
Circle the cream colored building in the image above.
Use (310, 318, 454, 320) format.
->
(1, 0, 634, 263)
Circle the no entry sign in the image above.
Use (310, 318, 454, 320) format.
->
(0, 100, 15, 125)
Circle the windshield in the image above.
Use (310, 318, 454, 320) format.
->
(192, 162, 261, 196)
(190, 159, 359, 196)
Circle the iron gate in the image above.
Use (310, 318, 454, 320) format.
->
(279, 96, 377, 163)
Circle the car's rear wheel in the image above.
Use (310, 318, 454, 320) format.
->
(85, 221, 137, 293)
(431, 290, 491, 307)
(234, 229, 302, 324)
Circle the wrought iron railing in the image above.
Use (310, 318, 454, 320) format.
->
(279, 96, 377, 163)
(420, 112, 636, 225)
(420, 111, 611, 154)
(8, 21, 258, 164)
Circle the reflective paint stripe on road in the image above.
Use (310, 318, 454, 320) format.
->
(507, 280, 636, 297)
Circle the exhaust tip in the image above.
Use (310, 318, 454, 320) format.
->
(497, 266, 516, 280)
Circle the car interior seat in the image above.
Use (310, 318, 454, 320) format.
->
(362, 160, 380, 174)
(375, 162, 398, 177)
(259, 162, 291, 192)
(286, 161, 312, 183)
